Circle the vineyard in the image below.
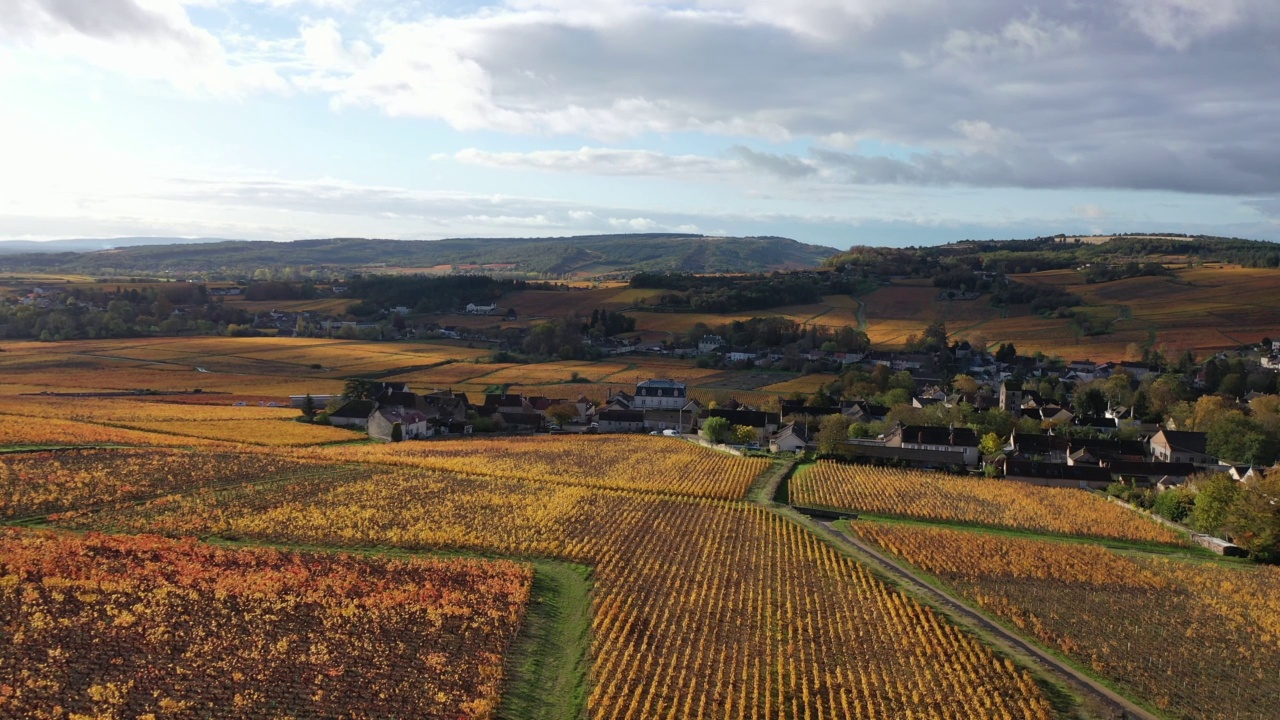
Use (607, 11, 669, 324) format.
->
(849, 521, 1280, 720)
(0, 415, 225, 450)
(54, 467, 1056, 720)
(0, 448, 323, 519)
(0, 529, 532, 719)
(791, 461, 1187, 545)
(309, 435, 770, 500)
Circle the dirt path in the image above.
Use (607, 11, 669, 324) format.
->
(819, 519, 1158, 720)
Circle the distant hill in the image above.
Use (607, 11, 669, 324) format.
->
(0, 234, 838, 276)
(0, 237, 239, 255)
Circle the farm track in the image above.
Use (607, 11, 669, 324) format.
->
(819, 520, 1159, 720)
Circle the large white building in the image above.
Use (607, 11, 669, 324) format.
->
(633, 379, 688, 410)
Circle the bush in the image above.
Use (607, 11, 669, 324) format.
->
(1152, 487, 1195, 523)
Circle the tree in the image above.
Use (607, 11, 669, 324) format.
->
(301, 394, 317, 420)
(701, 417, 730, 443)
(1218, 373, 1246, 399)
(732, 425, 757, 445)
(1225, 471, 1280, 562)
(343, 378, 378, 400)
(816, 413, 851, 455)
(1152, 486, 1196, 523)
(1206, 413, 1279, 465)
(1190, 474, 1241, 535)
(1071, 386, 1107, 417)
(546, 403, 578, 426)
(978, 432, 1004, 458)
(951, 374, 979, 396)
(390, 422, 404, 442)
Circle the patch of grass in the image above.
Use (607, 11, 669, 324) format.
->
(499, 560, 593, 720)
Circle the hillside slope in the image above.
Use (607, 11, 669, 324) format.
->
(0, 234, 838, 276)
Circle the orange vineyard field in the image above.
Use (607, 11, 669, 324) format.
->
(307, 435, 769, 499)
(791, 461, 1187, 545)
(0, 529, 532, 719)
(56, 468, 1055, 720)
(850, 521, 1280, 720)
(0, 448, 322, 519)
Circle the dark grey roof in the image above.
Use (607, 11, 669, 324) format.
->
(329, 399, 375, 419)
(896, 425, 980, 448)
(1158, 430, 1208, 455)
(1005, 461, 1112, 483)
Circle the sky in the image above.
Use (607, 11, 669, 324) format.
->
(1, 0, 1279, 249)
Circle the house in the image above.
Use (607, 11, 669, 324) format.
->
(604, 390, 635, 411)
(1229, 465, 1262, 483)
(327, 399, 375, 429)
(1074, 415, 1120, 435)
(633, 379, 688, 410)
(841, 400, 889, 423)
(642, 409, 693, 433)
(701, 409, 780, 443)
(1002, 460, 1113, 490)
(885, 425, 980, 467)
(839, 441, 969, 470)
(368, 406, 430, 442)
(1150, 429, 1215, 466)
(999, 382, 1023, 414)
(497, 411, 544, 431)
(289, 394, 338, 409)
(597, 409, 645, 433)
(1007, 431, 1063, 462)
(770, 423, 810, 453)
(465, 302, 498, 315)
(1101, 460, 1197, 486)
(1118, 361, 1155, 380)
(698, 335, 725, 354)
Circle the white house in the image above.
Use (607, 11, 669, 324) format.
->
(465, 303, 498, 315)
(770, 423, 810, 453)
(632, 379, 687, 410)
(698, 335, 725, 354)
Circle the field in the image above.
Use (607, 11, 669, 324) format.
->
(0, 396, 362, 447)
(595, 266, 1280, 359)
(54, 467, 1055, 720)
(307, 435, 770, 500)
(791, 461, 1187, 545)
(0, 528, 532, 719)
(4, 332, 1274, 719)
(1010, 266, 1280, 357)
(0, 448, 323, 519)
(850, 521, 1280, 720)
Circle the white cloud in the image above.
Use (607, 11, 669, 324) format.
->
(607, 217, 660, 231)
(1121, 0, 1248, 51)
(452, 147, 734, 175)
(2, 0, 286, 96)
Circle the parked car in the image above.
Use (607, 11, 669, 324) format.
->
(662, 429, 679, 437)
(548, 423, 561, 431)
